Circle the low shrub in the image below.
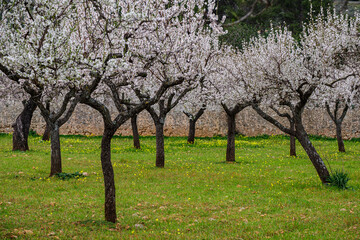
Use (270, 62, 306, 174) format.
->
(327, 170, 350, 190)
(55, 172, 86, 180)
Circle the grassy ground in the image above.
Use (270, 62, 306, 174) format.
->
(0, 133, 359, 239)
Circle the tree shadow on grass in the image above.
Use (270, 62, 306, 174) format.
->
(74, 219, 115, 230)
(74, 219, 135, 233)
(214, 160, 254, 165)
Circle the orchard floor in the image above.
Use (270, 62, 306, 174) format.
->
(0, 133, 359, 239)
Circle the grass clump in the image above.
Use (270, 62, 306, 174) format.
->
(327, 170, 350, 190)
(55, 171, 86, 180)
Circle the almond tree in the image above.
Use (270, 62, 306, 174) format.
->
(0, 4, 38, 152)
(130, 115, 141, 149)
(207, 45, 266, 162)
(315, 76, 359, 152)
(0, 74, 37, 151)
(249, 11, 359, 184)
(0, 0, 102, 175)
(139, 0, 224, 168)
(76, 0, 224, 221)
(179, 86, 208, 144)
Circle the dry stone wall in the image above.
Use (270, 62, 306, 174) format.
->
(1, 99, 359, 139)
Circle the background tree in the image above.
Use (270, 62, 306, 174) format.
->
(0, 74, 36, 151)
(179, 86, 208, 144)
(315, 79, 357, 152)
(12, 97, 37, 151)
(249, 11, 359, 184)
(207, 45, 263, 162)
(0, 0, 97, 176)
(141, 0, 224, 168)
(315, 38, 360, 152)
(131, 115, 141, 149)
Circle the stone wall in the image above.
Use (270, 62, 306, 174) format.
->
(1, 99, 359, 139)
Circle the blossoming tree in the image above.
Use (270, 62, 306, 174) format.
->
(140, 0, 224, 168)
(178, 85, 208, 144)
(250, 11, 359, 184)
(72, 0, 225, 221)
(314, 76, 359, 152)
(208, 44, 271, 162)
(0, 73, 37, 151)
(0, 0, 106, 175)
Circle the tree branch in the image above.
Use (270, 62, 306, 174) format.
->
(252, 103, 294, 135)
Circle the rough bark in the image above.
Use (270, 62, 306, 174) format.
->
(222, 103, 249, 162)
(325, 102, 348, 153)
(147, 100, 168, 168)
(184, 107, 205, 144)
(49, 124, 62, 176)
(101, 126, 117, 223)
(252, 102, 330, 184)
(81, 96, 121, 223)
(42, 122, 51, 141)
(226, 113, 236, 162)
(296, 129, 330, 184)
(336, 123, 345, 152)
(290, 121, 296, 157)
(131, 115, 141, 149)
(12, 98, 37, 151)
(155, 122, 165, 168)
(188, 119, 196, 144)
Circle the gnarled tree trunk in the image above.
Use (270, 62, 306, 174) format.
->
(184, 106, 205, 144)
(101, 125, 117, 223)
(131, 115, 141, 149)
(42, 122, 51, 141)
(252, 101, 330, 184)
(222, 103, 249, 162)
(296, 129, 330, 184)
(12, 98, 37, 151)
(325, 102, 348, 153)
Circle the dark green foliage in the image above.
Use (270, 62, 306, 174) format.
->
(28, 129, 39, 137)
(218, 0, 334, 47)
(220, 21, 260, 48)
(55, 171, 86, 180)
(327, 170, 350, 190)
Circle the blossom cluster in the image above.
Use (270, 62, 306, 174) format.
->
(0, 1, 359, 121)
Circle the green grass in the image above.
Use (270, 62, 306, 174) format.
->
(0, 133, 359, 239)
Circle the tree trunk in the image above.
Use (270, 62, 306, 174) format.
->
(188, 119, 196, 144)
(184, 107, 205, 144)
(49, 124, 62, 176)
(336, 122, 345, 152)
(325, 102, 348, 153)
(226, 113, 236, 162)
(290, 121, 296, 157)
(101, 126, 117, 223)
(155, 122, 165, 168)
(12, 98, 37, 151)
(131, 115, 141, 149)
(296, 130, 330, 184)
(42, 122, 51, 141)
